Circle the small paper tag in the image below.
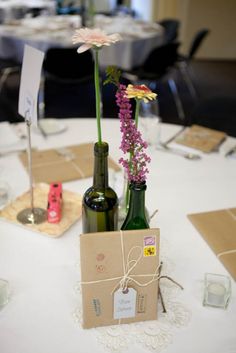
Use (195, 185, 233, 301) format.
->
(113, 288, 137, 320)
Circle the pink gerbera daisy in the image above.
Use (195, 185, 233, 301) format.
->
(72, 27, 122, 53)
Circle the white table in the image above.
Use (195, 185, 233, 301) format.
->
(0, 15, 164, 70)
(0, 119, 235, 353)
(0, 0, 55, 23)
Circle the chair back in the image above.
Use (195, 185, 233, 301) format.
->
(43, 47, 94, 80)
(188, 29, 210, 60)
(43, 47, 95, 118)
(142, 42, 180, 75)
(158, 19, 180, 43)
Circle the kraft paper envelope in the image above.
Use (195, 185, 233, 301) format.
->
(188, 208, 236, 280)
(175, 125, 226, 153)
(80, 229, 160, 328)
(19, 143, 120, 184)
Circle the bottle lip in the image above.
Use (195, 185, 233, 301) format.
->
(129, 180, 147, 190)
(94, 141, 109, 156)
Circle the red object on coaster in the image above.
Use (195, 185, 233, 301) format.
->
(47, 183, 63, 223)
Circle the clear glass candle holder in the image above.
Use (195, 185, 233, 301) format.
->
(0, 279, 9, 309)
(203, 273, 231, 309)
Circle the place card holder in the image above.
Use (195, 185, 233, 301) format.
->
(17, 116, 47, 225)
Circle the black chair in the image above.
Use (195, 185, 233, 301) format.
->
(177, 28, 210, 100)
(0, 60, 22, 123)
(190, 96, 236, 137)
(42, 47, 96, 118)
(121, 42, 186, 122)
(180, 28, 210, 62)
(0, 58, 21, 94)
(158, 19, 180, 43)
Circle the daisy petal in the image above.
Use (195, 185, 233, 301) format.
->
(77, 44, 93, 53)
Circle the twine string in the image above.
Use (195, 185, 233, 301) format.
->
(81, 231, 182, 295)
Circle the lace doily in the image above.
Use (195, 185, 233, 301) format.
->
(73, 239, 191, 352)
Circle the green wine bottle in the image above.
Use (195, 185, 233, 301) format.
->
(82, 142, 118, 233)
(121, 181, 149, 230)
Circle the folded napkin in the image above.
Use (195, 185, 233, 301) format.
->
(188, 208, 236, 280)
(175, 125, 226, 153)
(19, 143, 121, 184)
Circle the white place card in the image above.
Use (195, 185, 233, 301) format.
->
(18, 45, 45, 125)
(113, 287, 137, 320)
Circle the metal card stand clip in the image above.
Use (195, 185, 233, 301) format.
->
(17, 112, 46, 225)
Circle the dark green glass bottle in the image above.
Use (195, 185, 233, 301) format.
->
(121, 181, 149, 230)
(82, 142, 118, 233)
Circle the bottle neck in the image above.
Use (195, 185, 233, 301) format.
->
(93, 142, 108, 189)
(128, 182, 146, 216)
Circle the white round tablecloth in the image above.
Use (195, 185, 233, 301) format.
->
(0, 119, 235, 353)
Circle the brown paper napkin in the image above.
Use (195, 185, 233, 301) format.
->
(0, 183, 82, 237)
(188, 208, 236, 280)
(175, 125, 226, 153)
(19, 143, 121, 184)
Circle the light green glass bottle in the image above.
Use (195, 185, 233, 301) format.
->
(82, 142, 118, 233)
(121, 181, 149, 230)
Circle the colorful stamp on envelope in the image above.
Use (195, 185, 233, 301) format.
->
(92, 298, 101, 316)
(143, 246, 156, 257)
(143, 236, 156, 247)
(143, 236, 156, 256)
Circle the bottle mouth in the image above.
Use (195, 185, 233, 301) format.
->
(130, 181, 147, 190)
(94, 142, 109, 156)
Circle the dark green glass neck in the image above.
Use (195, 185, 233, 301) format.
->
(93, 142, 108, 189)
(121, 181, 149, 230)
(128, 182, 146, 216)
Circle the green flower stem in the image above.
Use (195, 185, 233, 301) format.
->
(126, 98, 141, 210)
(125, 97, 141, 210)
(125, 179, 130, 212)
(135, 98, 140, 128)
(94, 49, 102, 144)
(125, 149, 134, 211)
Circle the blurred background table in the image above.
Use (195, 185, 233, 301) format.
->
(0, 14, 164, 70)
(0, 0, 56, 23)
(0, 118, 235, 353)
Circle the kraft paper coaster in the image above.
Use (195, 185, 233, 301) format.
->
(0, 183, 82, 237)
(175, 125, 226, 153)
(19, 143, 121, 184)
(188, 208, 236, 280)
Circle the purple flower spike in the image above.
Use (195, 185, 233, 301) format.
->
(116, 84, 151, 183)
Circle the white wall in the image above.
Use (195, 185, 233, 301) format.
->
(93, 0, 116, 12)
(131, 0, 153, 21)
(131, 0, 236, 60)
(182, 0, 236, 59)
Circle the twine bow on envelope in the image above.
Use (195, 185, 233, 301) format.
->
(80, 231, 183, 313)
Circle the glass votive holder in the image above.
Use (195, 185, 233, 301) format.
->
(203, 273, 231, 309)
(0, 279, 9, 309)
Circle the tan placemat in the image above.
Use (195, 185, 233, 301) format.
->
(188, 208, 236, 280)
(175, 125, 226, 153)
(0, 183, 82, 237)
(19, 143, 121, 184)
